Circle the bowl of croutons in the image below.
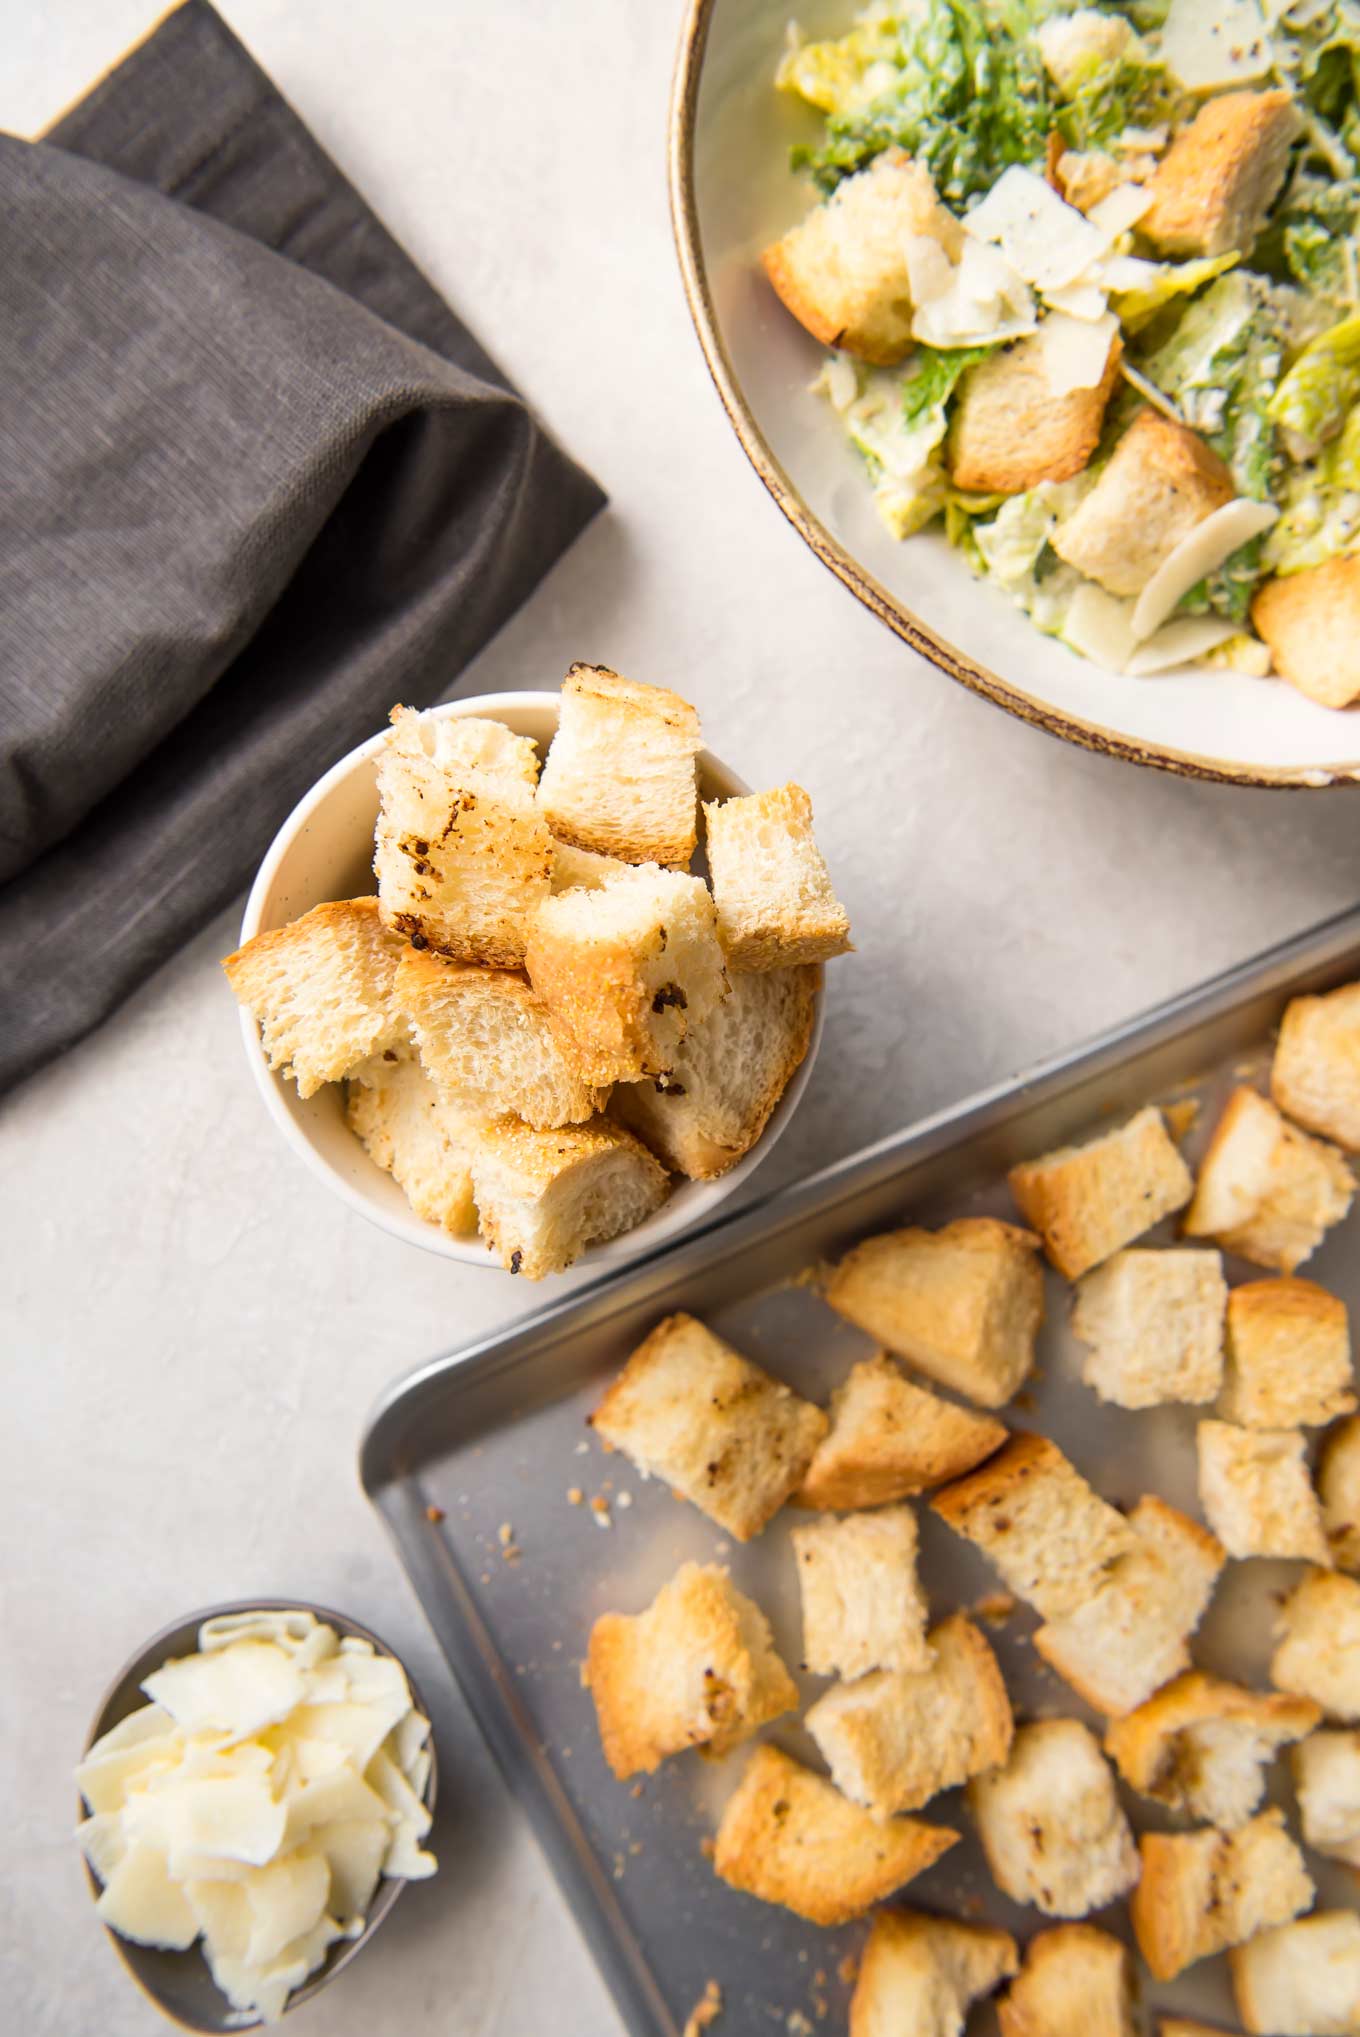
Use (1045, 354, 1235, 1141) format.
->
(224, 674, 853, 1276)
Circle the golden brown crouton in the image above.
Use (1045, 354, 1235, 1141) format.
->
(1273, 980, 1360, 1152)
(1272, 1567, 1360, 1719)
(762, 152, 961, 366)
(710, 1742, 957, 1925)
(947, 329, 1122, 494)
(702, 784, 852, 973)
(1009, 1104, 1193, 1281)
(223, 895, 409, 1098)
(998, 1925, 1137, 2037)
(797, 1352, 1007, 1509)
(1197, 1419, 1331, 1564)
(1130, 1808, 1314, 1982)
(969, 1720, 1139, 1918)
(346, 1053, 478, 1235)
(1293, 1727, 1360, 1868)
(1052, 410, 1236, 597)
(824, 1218, 1044, 1409)
(396, 948, 605, 1130)
(1141, 90, 1301, 258)
(585, 1562, 797, 1777)
(589, 1313, 826, 1540)
(1105, 1670, 1319, 1828)
(1320, 1415, 1360, 1571)
(537, 664, 702, 869)
(1230, 1911, 1360, 2036)
(1220, 1278, 1355, 1429)
(467, 1115, 670, 1277)
(1072, 1247, 1227, 1408)
(1253, 555, 1360, 710)
(1183, 1086, 1355, 1273)
(850, 1911, 1018, 2037)
(793, 1506, 932, 1679)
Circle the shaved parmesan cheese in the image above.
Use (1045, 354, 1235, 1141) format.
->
(143, 1642, 303, 1743)
(244, 1853, 330, 1968)
(165, 1777, 289, 1869)
(964, 167, 1108, 293)
(75, 1714, 179, 1816)
(1037, 311, 1119, 396)
(96, 1845, 200, 1949)
(1126, 616, 1240, 673)
(76, 1810, 129, 1883)
(315, 1818, 389, 1923)
(1160, 0, 1271, 90)
(1130, 497, 1280, 639)
(1062, 582, 1140, 671)
(1044, 278, 1110, 322)
(1088, 184, 1153, 238)
(909, 234, 1036, 349)
(1037, 9, 1134, 92)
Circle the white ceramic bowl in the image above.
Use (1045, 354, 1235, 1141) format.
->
(670, 0, 1360, 789)
(238, 692, 825, 1267)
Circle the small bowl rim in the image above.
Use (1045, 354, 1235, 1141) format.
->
(236, 689, 826, 1269)
(78, 1597, 438, 2033)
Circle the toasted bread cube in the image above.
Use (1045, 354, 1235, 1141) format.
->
(1034, 1494, 1225, 1717)
(346, 1055, 477, 1234)
(1052, 410, 1237, 597)
(761, 151, 961, 366)
(1131, 1807, 1314, 1982)
(1142, 90, 1300, 258)
(590, 1313, 827, 1540)
(1294, 1728, 1360, 1868)
(849, 1911, 1018, 2037)
(1197, 1420, 1331, 1564)
(1253, 555, 1360, 710)
(1274, 981, 1360, 1152)
(1272, 1569, 1360, 1720)
(932, 1433, 1139, 1621)
(525, 865, 727, 1085)
(373, 708, 552, 968)
(1320, 1417, 1360, 1572)
(1105, 1671, 1320, 1828)
(1185, 1086, 1355, 1273)
(825, 1218, 1043, 1409)
(969, 1720, 1138, 1919)
(584, 1561, 797, 1778)
(611, 963, 818, 1178)
(1220, 1279, 1355, 1429)
(793, 1506, 931, 1679)
(998, 1925, 1136, 2037)
(1072, 1247, 1227, 1408)
(1160, 2024, 1236, 2037)
(702, 784, 852, 973)
(1009, 1105, 1193, 1281)
(549, 840, 633, 893)
(711, 1743, 957, 1925)
(223, 896, 408, 1099)
(947, 328, 1122, 494)
(396, 949, 605, 1130)
(797, 1353, 1007, 1510)
(537, 665, 701, 869)
(1231, 1911, 1360, 2037)
(804, 1612, 1013, 1819)
(466, 1115, 669, 1278)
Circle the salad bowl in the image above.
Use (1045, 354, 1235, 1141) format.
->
(670, 0, 1360, 786)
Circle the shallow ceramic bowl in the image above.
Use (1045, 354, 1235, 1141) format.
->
(238, 692, 825, 1267)
(669, 0, 1360, 788)
(78, 1598, 436, 2033)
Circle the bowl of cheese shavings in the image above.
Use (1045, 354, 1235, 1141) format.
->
(671, 0, 1360, 785)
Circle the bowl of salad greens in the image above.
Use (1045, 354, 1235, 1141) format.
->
(670, 0, 1360, 784)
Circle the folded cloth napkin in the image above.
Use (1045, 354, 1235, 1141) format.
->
(0, 0, 605, 1095)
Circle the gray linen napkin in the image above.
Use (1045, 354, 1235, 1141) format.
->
(0, 0, 605, 1094)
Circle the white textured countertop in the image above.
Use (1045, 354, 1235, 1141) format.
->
(5, 4, 1360, 2032)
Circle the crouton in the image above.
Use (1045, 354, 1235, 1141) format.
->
(584, 1561, 797, 1777)
(346, 1054, 478, 1234)
(997, 1925, 1137, 2037)
(804, 1613, 1013, 1819)
(825, 1219, 1044, 1409)
(702, 784, 852, 973)
(761, 151, 961, 366)
(947, 327, 1123, 494)
(850, 1911, 1018, 2037)
(1320, 1416, 1360, 1572)
(1105, 1671, 1320, 1828)
(1253, 555, 1360, 710)
(1293, 1728, 1360, 1868)
(1009, 1105, 1194, 1280)
(793, 1506, 932, 1679)
(797, 1353, 1007, 1510)
(1274, 981, 1360, 1152)
(590, 1313, 827, 1540)
(1141, 90, 1301, 259)
(537, 665, 701, 869)
(373, 708, 552, 968)
(466, 1115, 669, 1278)
(223, 896, 408, 1099)
(1052, 410, 1237, 597)
(1131, 1807, 1314, 1982)
(1184, 1086, 1355, 1274)
(969, 1719, 1138, 1918)
(1197, 1420, 1331, 1564)
(610, 963, 818, 1178)
(395, 950, 605, 1130)
(525, 865, 728, 1085)
(1230, 1911, 1360, 2037)
(931, 1433, 1139, 1621)
(549, 840, 633, 892)
(1072, 1247, 1227, 1408)
(710, 1742, 957, 1926)
(1159, 2025, 1233, 2037)
(1220, 1279, 1355, 1429)
(1032, 1495, 1225, 1717)
(1272, 1569, 1360, 1721)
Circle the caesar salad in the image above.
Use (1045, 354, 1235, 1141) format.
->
(764, 0, 1360, 708)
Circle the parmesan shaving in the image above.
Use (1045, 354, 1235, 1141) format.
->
(1160, 0, 1272, 91)
(1037, 311, 1119, 395)
(1125, 616, 1240, 674)
(1130, 498, 1281, 640)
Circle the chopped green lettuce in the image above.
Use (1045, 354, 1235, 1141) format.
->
(1268, 315, 1360, 459)
(1051, 22, 1185, 153)
(1141, 273, 1294, 500)
(1110, 254, 1238, 332)
(1266, 402, 1360, 574)
(1255, 176, 1360, 307)
(970, 476, 1093, 630)
(827, 364, 952, 537)
(901, 343, 995, 423)
(776, 6, 911, 117)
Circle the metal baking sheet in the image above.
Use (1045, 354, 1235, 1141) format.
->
(361, 905, 1360, 2037)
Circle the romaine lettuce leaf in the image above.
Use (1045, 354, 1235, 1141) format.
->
(822, 362, 952, 537)
(1110, 253, 1239, 332)
(1140, 273, 1293, 500)
(1265, 401, 1360, 573)
(901, 343, 995, 423)
(1051, 23, 1185, 152)
(1268, 314, 1360, 459)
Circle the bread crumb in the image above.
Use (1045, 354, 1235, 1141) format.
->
(1165, 1097, 1202, 1142)
(682, 1979, 723, 2037)
(425, 1504, 446, 1523)
(498, 1522, 514, 1545)
(567, 1487, 584, 1506)
(787, 2013, 814, 2036)
(789, 1262, 828, 1291)
(700, 1836, 716, 1860)
(837, 1956, 859, 1987)
(591, 1494, 613, 1528)
(975, 1592, 1018, 1627)
(575, 1439, 590, 1455)
(630, 1782, 645, 1799)
(617, 1490, 633, 1508)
